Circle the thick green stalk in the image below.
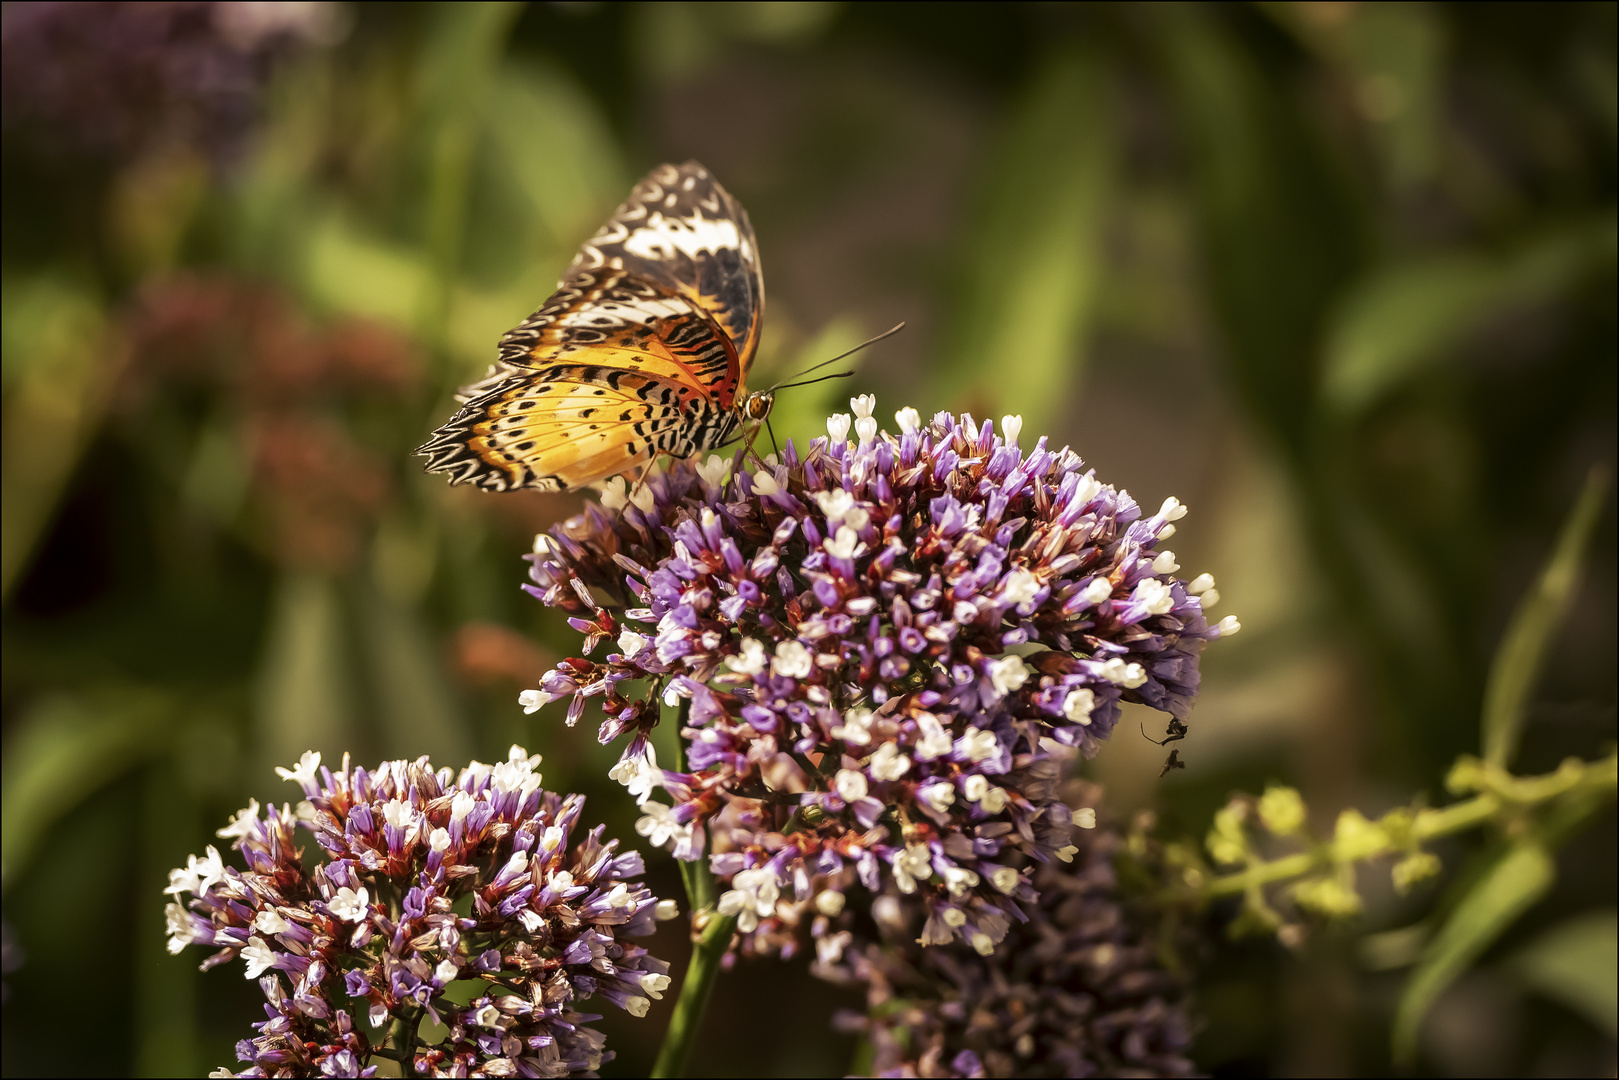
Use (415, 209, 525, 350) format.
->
(383, 1008, 422, 1077)
(651, 699, 735, 1078)
(651, 908, 738, 1078)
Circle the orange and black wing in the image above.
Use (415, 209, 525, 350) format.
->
(417, 359, 715, 493)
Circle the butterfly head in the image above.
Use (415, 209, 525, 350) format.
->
(741, 391, 775, 423)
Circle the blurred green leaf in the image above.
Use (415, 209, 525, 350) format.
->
(1358, 922, 1430, 971)
(940, 48, 1113, 433)
(0, 275, 110, 599)
(632, 2, 840, 83)
(0, 691, 171, 893)
(230, 50, 334, 277)
(765, 318, 870, 449)
(417, 2, 524, 346)
(1508, 909, 1618, 1037)
(303, 209, 433, 326)
(179, 412, 252, 526)
(485, 62, 626, 255)
(1264, 1, 1446, 187)
(1322, 216, 1619, 416)
(254, 573, 359, 775)
(1481, 468, 1608, 768)
(359, 587, 469, 765)
(1156, 5, 1365, 453)
(135, 763, 199, 1078)
(438, 58, 628, 377)
(1393, 840, 1555, 1064)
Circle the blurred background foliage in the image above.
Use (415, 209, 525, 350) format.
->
(1, 2, 1614, 1075)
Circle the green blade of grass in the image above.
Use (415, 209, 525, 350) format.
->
(938, 47, 1113, 433)
(1392, 839, 1555, 1065)
(1481, 467, 1608, 768)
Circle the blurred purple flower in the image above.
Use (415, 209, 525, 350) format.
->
(1, 1, 342, 164)
(835, 795, 1197, 1078)
(521, 401, 1236, 954)
(167, 747, 673, 1077)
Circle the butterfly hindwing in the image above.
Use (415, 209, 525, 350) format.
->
(418, 362, 734, 493)
(419, 160, 762, 493)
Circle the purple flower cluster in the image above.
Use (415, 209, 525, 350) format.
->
(166, 747, 673, 1078)
(521, 401, 1236, 956)
(835, 794, 1197, 1078)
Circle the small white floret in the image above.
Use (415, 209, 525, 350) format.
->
(1063, 688, 1096, 725)
(597, 477, 628, 510)
(865, 742, 911, 780)
(988, 656, 1029, 696)
(835, 769, 869, 802)
(1002, 567, 1039, 607)
(771, 640, 814, 679)
(275, 751, 321, 788)
(724, 638, 767, 676)
(825, 526, 859, 559)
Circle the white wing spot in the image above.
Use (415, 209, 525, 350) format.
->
(623, 215, 744, 262)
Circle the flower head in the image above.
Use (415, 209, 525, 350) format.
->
(835, 794, 1197, 1078)
(522, 402, 1230, 953)
(168, 747, 667, 1077)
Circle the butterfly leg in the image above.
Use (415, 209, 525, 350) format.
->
(620, 449, 671, 517)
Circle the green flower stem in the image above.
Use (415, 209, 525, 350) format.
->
(381, 1008, 422, 1077)
(651, 698, 736, 1079)
(651, 908, 738, 1078)
(1196, 752, 1617, 901)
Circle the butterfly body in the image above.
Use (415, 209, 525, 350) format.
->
(419, 162, 769, 493)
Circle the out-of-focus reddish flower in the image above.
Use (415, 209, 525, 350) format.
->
(248, 413, 388, 572)
(119, 274, 421, 405)
(452, 622, 557, 688)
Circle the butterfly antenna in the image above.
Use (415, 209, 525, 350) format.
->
(773, 371, 855, 391)
(767, 322, 905, 391)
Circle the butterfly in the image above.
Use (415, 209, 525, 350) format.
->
(418, 160, 774, 493)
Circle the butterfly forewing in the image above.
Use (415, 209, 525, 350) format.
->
(494, 268, 739, 404)
(419, 161, 764, 492)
